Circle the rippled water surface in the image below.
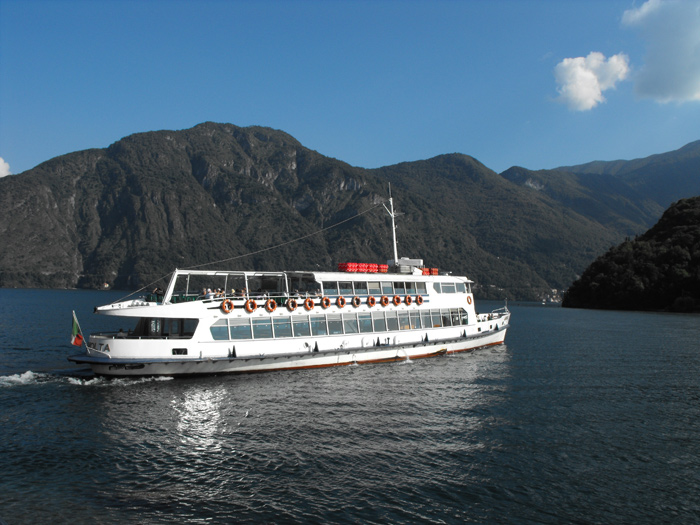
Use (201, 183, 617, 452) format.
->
(2, 289, 700, 523)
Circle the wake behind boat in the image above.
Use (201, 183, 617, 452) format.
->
(68, 197, 510, 376)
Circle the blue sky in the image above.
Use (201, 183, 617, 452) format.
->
(1, 0, 699, 177)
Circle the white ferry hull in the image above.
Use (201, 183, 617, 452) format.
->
(70, 325, 507, 377)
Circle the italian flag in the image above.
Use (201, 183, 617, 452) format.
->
(71, 311, 84, 347)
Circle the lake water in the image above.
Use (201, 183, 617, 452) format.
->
(1, 288, 700, 523)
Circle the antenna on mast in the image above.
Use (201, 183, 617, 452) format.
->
(383, 183, 400, 264)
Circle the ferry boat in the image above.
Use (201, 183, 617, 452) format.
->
(68, 198, 510, 376)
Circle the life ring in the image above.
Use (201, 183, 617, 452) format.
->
(287, 298, 298, 312)
(393, 295, 401, 306)
(467, 296, 473, 305)
(416, 295, 424, 305)
(245, 299, 257, 313)
(304, 297, 315, 311)
(351, 296, 361, 308)
(367, 296, 376, 307)
(221, 299, 234, 314)
(337, 296, 346, 308)
(380, 295, 389, 307)
(321, 296, 331, 309)
(405, 295, 412, 306)
(265, 299, 277, 313)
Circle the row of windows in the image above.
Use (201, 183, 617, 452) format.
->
(320, 280, 468, 296)
(210, 308, 469, 341)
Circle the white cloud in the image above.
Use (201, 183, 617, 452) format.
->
(622, 0, 700, 102)
(554, 52, 630, 111)
(0, 157, 11, 177)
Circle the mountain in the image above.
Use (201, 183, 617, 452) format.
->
(1, 122, 698, 300)
(562, 196, 700, 312)
(559, 140, 700, 208)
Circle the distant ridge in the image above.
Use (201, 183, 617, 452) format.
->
(1, 122, 699, 300)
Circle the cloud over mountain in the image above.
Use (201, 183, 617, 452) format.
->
(0, 157, 11, 177)
(554, 52, 630, 111)
(622, 0, 700, 103)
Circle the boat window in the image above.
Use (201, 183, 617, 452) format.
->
(442, 282, 456, 294)
(358, 313, 373, 333)
(431, 310, 442, 328)
(450, 309, 461, 326)
(322, 281, 338, 296)
(368, 281, 381, 295)
(433, 283, 442, 294)
(459, 308, 469, 325)
(416, 282, 427, 294)
(393, 282, 406, 295)
(410, 311, 421, 329)
(292, 316, 311, 337)
(310, 315, 328, 336)
(456, 282, 467, 293)
(273, 317, 293, 338)
(441, 309, 453, 327)
(372, 311, 387, 332)
(162, 319, 180, 337)
(210, 319, 229, 341)
(327, 314, 343, 335)
(339, 282, 353, 296)
(420, 310, 432, 328)
(354, 281, 368, 295)
(230, 318, 252, 340)
(252, 318, 273, 339)
(398, 312, 410, 330)
(386, 311, 399, 331)
(381, 281, 393, 295)
(343, 313, 359, 334)
(406, 282, 416, 294)
(183, 319, 198, 337)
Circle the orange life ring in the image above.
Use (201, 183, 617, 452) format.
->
(321, 296, 331, 309)
(304, 297, 314, 311)
(337, 296, 346, 308)
(221, 299, 234, 314)
(351, 296, 361, 307)
(467, 296, 473, 305)
(367, 296, 376, 307)
(265, 299, 277, 313)
(287, 298, 298, 312)
(393, 295, 401, 306)
(380, 295, 389, 307)
(245, 299, 257, 313)
(416, 295, 424, 305)
(405, 295, 412, 306)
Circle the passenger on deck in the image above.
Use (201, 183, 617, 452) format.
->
(205, 288, 215, 299)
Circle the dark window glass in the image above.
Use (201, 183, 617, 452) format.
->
(381, 281, 393, 294)
(339, 282, 353, 295)
(393, 282, 406, 295)
(398, 312, 410, 330)
(322, 281, 338, 296)
(328, 314, 343, 335)
(273, 317, 293, 338)
(230, 319, 252, 340)
(310, 315, 327, 336)
(431, 310, 442, 327)
(410, 311, 421, 329)
(386, 311, 399, 331)
(372, 311, 387, 332)
(293, 316, 311, 337)
(210, 319, 228, 340)
(354, 281, 368, 295)
(358, 313, 373, 333)
(368, 281, 381, 294)
(252, 318, 273, 339)
(343, 313, 359, 334)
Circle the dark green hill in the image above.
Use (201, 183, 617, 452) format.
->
(1, 122, 698, 300)
(562, 196, 700, 312)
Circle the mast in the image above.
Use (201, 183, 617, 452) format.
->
(383, 184, 399, 264)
